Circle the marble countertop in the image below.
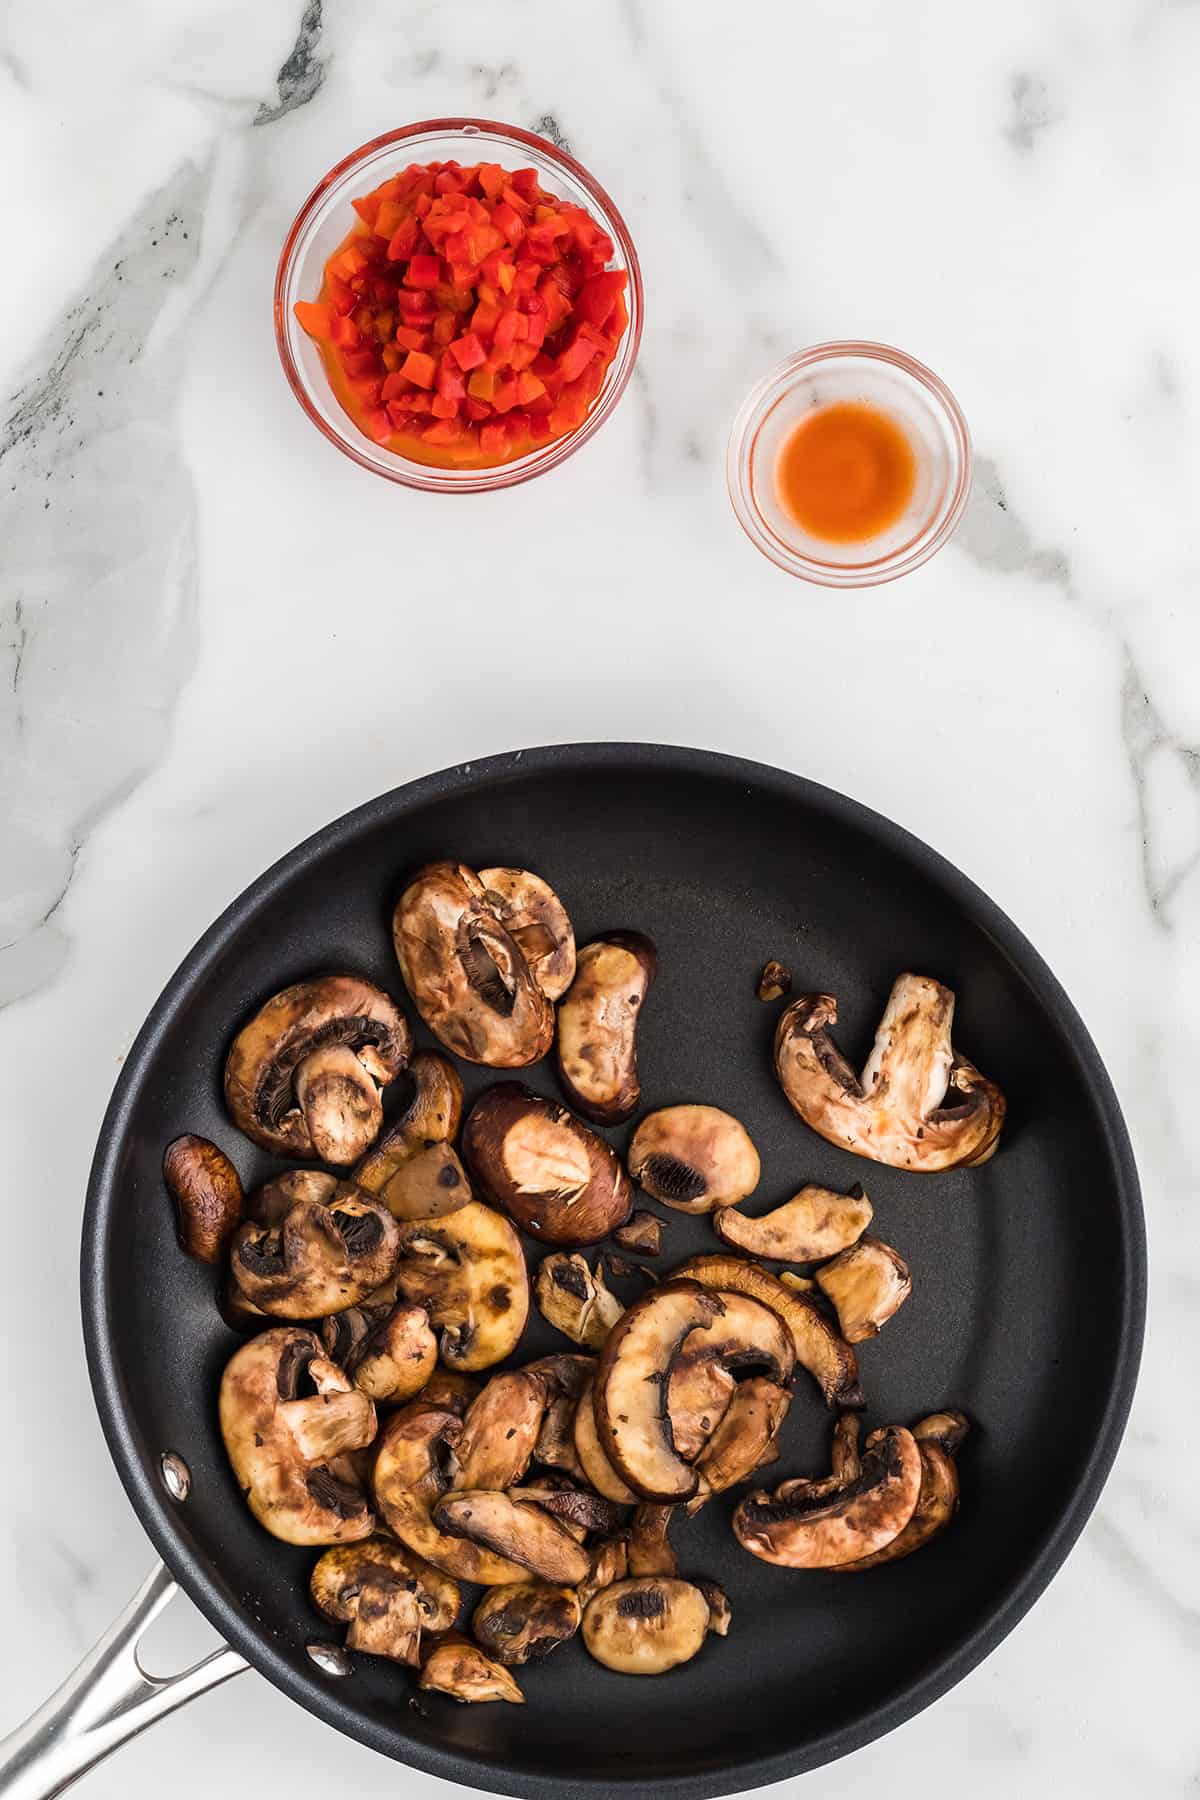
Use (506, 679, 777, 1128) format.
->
(1, 0, 1195, 1794)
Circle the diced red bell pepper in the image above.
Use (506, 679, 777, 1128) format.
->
(351, 376, 384, 405)
(394, 326, 431, 352)
(293, 300, 335, 341)
(492, 201, 526, 246)
(464, 397, 492, 421)
(493, 310, 521, 353)
(556, 334, 598, 382)
(528, 412, 553, 441)
(386, 218, 420, 262)
(352, 194, 381, 227)
(515, 371, 546, 404)
(397, 290, 437, 324)
(433, 311, 457, 347)
(478, 163, 505, 200)
(449, 331, 486, 371)
(491, 377, 519, 414)
(331, 314, 360, 349)
(511, 168, 541, 198)
(574, 269, 627, 330)
(430, 392, 460, 419)
(327, 276, 356, 315)
(467, 367, 497, 401)
(341, 346, 380, 377)
(401, 350, 437, 389)
(362, 406, 392, 443)
(404, 253, 442, 289)
(381, 371, 410, 402)
(422, 416, 465, 444)
(437, 363, 467, 402)
(479, 421, 508, 456)
(471, 299, 501, 338)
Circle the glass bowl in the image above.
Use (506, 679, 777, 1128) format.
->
(274, 119, 643, 493)
(726, 342, 972, 585)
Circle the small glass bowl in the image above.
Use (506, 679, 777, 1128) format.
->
(726, 342, 972, 585)
(274, 119, 643, 493)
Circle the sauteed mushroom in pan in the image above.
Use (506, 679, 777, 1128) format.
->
(163, 1134, 244, 1263)
(836, 1412, 969, 1570)
(816, 1236, 912, 1343)
(733, 1424, 922, 1568)
(419, 1634, 524, 1704)
(346, 1301, 438, 1403)
(372, 1403, 528, 1584)
(354, 1051, 470, 1219)
(534, 1252, 624, 1348)
(472, 1582, 581, 1665)
(774, 974, 1006, 1171)
(451, 1370, 549, 1491)
(614, 1211, 664, 1256)
(715, 1183, 873, 1263)
(311, 1536, 461, 1636)
(628, 1106, 760, 1214)
(556, 932, 657, 1123)
(594, 1281, 726, 1501)
(390, 1201, 529, 1371)
(675, 1253, 862, 1409)
(463, 1085, 632, 1245)
(229, 1175, 400, 1320)
(582, 1578, 721, 1675)
(224, 975, 411, 1164)
(433, 1491, 592, 1585)
(477, 867, 576, 1001)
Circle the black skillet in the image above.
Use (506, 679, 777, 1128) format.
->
(8, 744, 1146, 1798)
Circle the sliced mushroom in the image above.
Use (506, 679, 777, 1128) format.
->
(628, 1505, 677, 1577)
(509, 1484, 625, 1536)
(419, 1369, 481, 1417)
(775, 976, 1006, 1171)
(555, 933, 657, 1124)
(733, 1424, 921, 1568)
(525, 1354, 592, 1480)
(815, 1235, 912, 1342)
(451, 1371, 549, 1490)
(628, 1106, 760, 1214)
(372, 1402, 528, 1584)
(614, 1211, 664, 1256)
(219, 1328, 376, 1546)
(674, 1253, 862, 1409)
(576, 1535, 630, 1609)
(836, 1418, 966, 1571)
(913, 1409, 971, 1454)
(471, 1581, 581, 1665)
(582, 1578, 713, 1675)
(667, 1291, 794, 1470)
(347, 1301, 438, 1403)
(419, 1633, 524, 1704)
(224, 975, 411, 1163)
(778, 1270, 815, 1294)
(230, 1178, 400, 1320)
(353, 1051, 469, 1219)
(756, 959, 793, 1002)
(319, 1306, 374, 1369)
(343, 1576, 423, 1663)
(573, 1377, 639, 1504)
(433, 1491, 591, 1585)
(311, 1535, 461, 1634)
(534, 1253, 624, 1348)
(163, 1135, 244, 1263)
(687, 1377, 793, 1513)
(477, 867, 577, 1001)
(390, 1202, 529, 1371)
(594, 1282, 725, 1502)
(463, 1085, 632, 1245)
(715, 1183, 873, 1263)
(393, 862, 554, 1067)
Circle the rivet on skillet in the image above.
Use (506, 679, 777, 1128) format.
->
(306, 1642, 353, 1677)
(160, 1452, 191, 1501)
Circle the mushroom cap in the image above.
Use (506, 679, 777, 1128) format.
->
(310, 1535, 461, 1633)
(451, 1370, 550, 1491)
(688, 1376, 793, 1513)
(390, 1201, 530, 1372)
(534, 1252, 624, 1349)
(555, 932, 657, 1124)
(230, 1181, 401, 1320)
(733, 1424, 922, 1567)
(347, 1300, 438, 1403)
(582, 1578, 712, 1676)
(573, 1376, 638, 1504)
(224, 975, 411, 1161)
(219, 1327, 377, 1546)
(628, 1105, 761, 1214)
(393, 862, 554, 1067)
(163, 1134, 244, 1264)
(419, 1634, 524, 1704)
(815, 1234, 913, 1343)
(372, 1403, 530, 1584)
(673, 1253, 863, 1410)
(463, 1085, 633, 1246)
(774, 976, 1006, 1172)
(353, 1051, 469, 1219)
(835, 1437, 961, 1570)
(471, 1581, 581, 1665)
(477, 867, 577, 1002)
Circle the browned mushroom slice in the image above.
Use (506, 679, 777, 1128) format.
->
(674, 1253, 862, 1409)
(835, 1426, 965, 1571)
(390, 1202, 529, 1372)
(163, 1135, 244, 1263)
(594, 1282, 725, 1502)
(354, 1051, 469, 1220)
(733, 1425, 921, 1568)
(816, 1235, 912, 1342)
(912, 1409, 971, 1454)
(715, 1183, 873, 1263)
(319, 1306, 374, 1370)
(688, 1378, 792, 1513)
(628, 1106, 760, 1214)
(463, 1085, 632, 1246)
(576, 1535, 630, 1610)
(230, 1179, 401, 1320)
(477, 867, 577, 1001)
(311, 1535, 461, 1634)
(666, 1345, 736, 1463)
(219, 1328, 377, 1546)
(775, 976, 1006, 1171)
(555, 933, 657, 1124)
(534, 1252, 624, 1349)
(451, 1371, 549, 1490)
(224, 975, 411, 1163)
(521, 1352, 592, 1481)
(756, 959, 793, 1002)
(393, 862, 554, 1067)
(341, 1574, 422, 1662)
(509, 1484, 626, 1536)
(419, 1369, 481, 1417)
(573, 1377, 639, 1504)
(347, 1301, 438, 1403)
(433, 1491, 591, 1585)
(614, 1211, 664, 1256)
(777, 1271, 815, 1294)
(695, 1580, 733, 1636)
(582, 1578, 713, 1675)
(372, 1403, 528, 1584)
(627, 1505, 677, 1577)
(471, 1581, 581, 1665)
(419, 1633, 524, 1704)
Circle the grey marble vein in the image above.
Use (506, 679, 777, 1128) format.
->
(956, 458, 1070, 582)
(530, 111, 571, 153)
(1005, 72, 1064, 152)
(1121, 651, 1200, 927)
(255, 0, 326, 126)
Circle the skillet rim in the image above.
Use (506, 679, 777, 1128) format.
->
(80, 741, 1146, 1798)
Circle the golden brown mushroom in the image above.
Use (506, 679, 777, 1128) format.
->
(471, 1582, 581, 1665)
(594, 1282, 726, 1502)
(581, 1579, 715, 1675)
(572, 1376, 638, 1504)
(450, 1370, 550, 1491)
(477, 867, 577, 1001)
(229, 1174, 400, 1320)
(815, 1235, 912, 1343)
(419, 1633, 524, 1704)
(628, 1106, 760, 1214)
(311, 1536, 461, 1635)
(389, 1202, 529, 1372)
(733, 1424, 922, 1568)
(432, 1491, 591, 1585)
(346, 1301, 438, 1403)
(614, 1211, 664, 1256)
(715, 1183, 873, 1263)
(462, 1085, 632, 1245)
(555, 933, 657, 1124)
(674, 1253, 862, 1409)
(534, 1253, 624, 1349)
(353, 1051, 469, 1220)
(687, 1377, 793, 1513)
(371, 1403, 528, 1584)
(162, 1135, 244, 1264)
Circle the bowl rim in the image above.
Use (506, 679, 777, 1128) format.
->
(273, 117, 643, 493)
(726, 340, 974, 586)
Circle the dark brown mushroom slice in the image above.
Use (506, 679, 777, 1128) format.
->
(390, 1202, 529, 1371)
(555, 932, 657, 1124)
(774, 976, 1006, 1171)
(815, 1235, 912, 1343)
(627, 1505, 677, 1578)
(477, 867, 577, 1002)
(715, 1182, 873, 1263)
(230, 1182, 401, 1321)
(575, 1535, 630, 1610)
(393, 862, 554, 1067)
(418, 1369, 481, 1417)
(509, 1484, 626, 1536)
(695, 1580, 733, 1636)
(534, 1252, 624, 1348)
(450, 1371, 549, 1491)
(756, 959, 793, 1003)
(526, 1354, 593, 1481)
(687, 1377, 792, 1513)
(433, 1491, 591, 1585)
(471, 1581, 581, 1666)
(163, 1135, 244, 1263)
(594, 1281, 725, 1502)
(354, 1051, 469, 1220)
(628, 1106, 761, 1215)
(835, 1430, 963, 1571)
(666, 1344, 737, 1464)
(912, 1409, 971, 1455)
(614, 1211, 664, 1256)
(347, 1301, 438, 1404)
(224, 975, 411, 1163)
(371, 1402, 528, 1584)
(733, 1424, 922, 1568)
(582, 1578, 712, 1675)
(419, 1633, 524, 1704)
(219, 1327, 377, 1546)
(573, 1377, 638, 1504)
(673, 1253, 862, 1410)
(341, 1572, 422, 1662)
(311, 1535, 461, 1633)
(463, 1085, 633, 1246)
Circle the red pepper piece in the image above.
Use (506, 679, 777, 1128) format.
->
(480, 420, 507, 456)
(293, 301, 335, 340)
(448, 331, 487, 371)
(401, 350, 437, 389)
(404, 253, 441, 289)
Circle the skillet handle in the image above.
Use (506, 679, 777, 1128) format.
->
(0, 1562, 248, 1799)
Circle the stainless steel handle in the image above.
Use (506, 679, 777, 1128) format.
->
(0, 1561, 248, 1799)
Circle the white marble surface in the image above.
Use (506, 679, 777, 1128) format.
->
(1, 0, 1196, 1793)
